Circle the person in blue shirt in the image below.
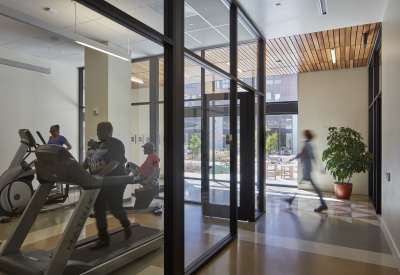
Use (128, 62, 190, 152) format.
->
(48, 125, 72, 197)
(285, 129, 327, 212)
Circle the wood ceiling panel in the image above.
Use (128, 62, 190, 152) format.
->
(339, 28, 346, 47)
(130, 23, 380, 88)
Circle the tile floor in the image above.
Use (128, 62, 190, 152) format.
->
(197, 187, 398, 275)
(0, 187, 398, 275)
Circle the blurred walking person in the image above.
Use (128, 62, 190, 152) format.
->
(285, 130, 327, 212)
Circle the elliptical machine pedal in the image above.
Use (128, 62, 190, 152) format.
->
(0, 216, 11, 223)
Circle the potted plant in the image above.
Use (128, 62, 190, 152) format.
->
(322, 127, 373, 199)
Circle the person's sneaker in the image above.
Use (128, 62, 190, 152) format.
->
(314, 205, 328, 212)
(90, 240, 110, 250)
(125, 226, 132, 239)
(121, 220, 132, 239)
(285, 196, 295, 205)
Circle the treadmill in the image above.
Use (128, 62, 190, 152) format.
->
(0, 145, 164, 275)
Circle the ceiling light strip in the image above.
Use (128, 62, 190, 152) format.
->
(131, 76, 143, 84)
(0, 4, 130, 61)
(0, 57, 50, 74)
(75, 41, 129, 61)
(331, 49, 336, 63)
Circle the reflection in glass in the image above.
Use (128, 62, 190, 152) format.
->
(131, 60, 150, 102)
(184, 0, 230, 50)
(266, 74, 298, 102)
(184, 58, 231, 268)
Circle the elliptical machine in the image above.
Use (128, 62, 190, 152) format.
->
(0, 129, 36, 221)
(0, 129, 77, 222)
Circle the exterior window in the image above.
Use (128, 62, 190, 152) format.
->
(216, 80, 230, 89)
(266, 74, 298, 102)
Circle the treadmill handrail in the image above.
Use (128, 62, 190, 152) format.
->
(35, 145, 134, 190)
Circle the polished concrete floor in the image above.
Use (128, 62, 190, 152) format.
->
(0, 187, 398, 275)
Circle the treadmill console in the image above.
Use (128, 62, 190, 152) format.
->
(35, 145, 102, 190)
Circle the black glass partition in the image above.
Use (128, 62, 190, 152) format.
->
(76, 0, 266, 273)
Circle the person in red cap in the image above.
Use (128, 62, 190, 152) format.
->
(127, 142, 160, 188)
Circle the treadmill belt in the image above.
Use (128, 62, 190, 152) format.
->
(70, 226, 162, 265)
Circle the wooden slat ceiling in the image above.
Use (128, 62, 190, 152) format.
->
(131, 22, 380, 89)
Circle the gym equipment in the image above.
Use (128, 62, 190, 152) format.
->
(125, 163, 164, 214)
(0, 129, 36, 219)
(0, 145, 163, 275)
(0, 129, 78, 222)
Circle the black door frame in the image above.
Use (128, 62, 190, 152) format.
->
(368, 25, 382, 214)
(199, 92, 262, 222)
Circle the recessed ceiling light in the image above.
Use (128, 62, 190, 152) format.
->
(276, 3, 281, 6)
(189, 23, 193, 26)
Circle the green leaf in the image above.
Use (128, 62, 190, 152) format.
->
(322, 127, 373, 182)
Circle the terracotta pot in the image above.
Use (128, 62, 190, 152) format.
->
(334, 182, 353, 199)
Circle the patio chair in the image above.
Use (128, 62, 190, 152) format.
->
(266, 164, 276, 179)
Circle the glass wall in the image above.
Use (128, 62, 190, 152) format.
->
(184, 0, 230, 55)
(0, 0, 266, 274)
(183, 57, 231, 268)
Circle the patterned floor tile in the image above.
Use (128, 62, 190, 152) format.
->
(266, 187, 379, 226)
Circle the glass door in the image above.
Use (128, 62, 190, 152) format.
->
(201, 93, 232, 218)
(201, 92, 261, 221)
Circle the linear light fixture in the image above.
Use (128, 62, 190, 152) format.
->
(75, 41, 130, 61)
(316, 0, 328, 15)
(131, 76, 143, 84)
(0, 4, 131, 62)
(331, 49, 336, 63)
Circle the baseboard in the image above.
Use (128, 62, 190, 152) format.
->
(380, 216, 400, 272)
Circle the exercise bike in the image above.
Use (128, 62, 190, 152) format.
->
(125, 162, 163, 215)
(0, 129, 77, 223)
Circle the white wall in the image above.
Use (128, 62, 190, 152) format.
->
(381, 0, 400, 270)
(298, 67, 369, 195)
(0, 47, 79, 188)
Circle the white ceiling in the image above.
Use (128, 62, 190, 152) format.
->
(0, 0, 388, 68)
(237, 0, 388, 39)
(0, 0, 258, 67)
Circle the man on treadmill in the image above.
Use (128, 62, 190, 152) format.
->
(82, 122, 132, 250)
(127, 142, 160, 188)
